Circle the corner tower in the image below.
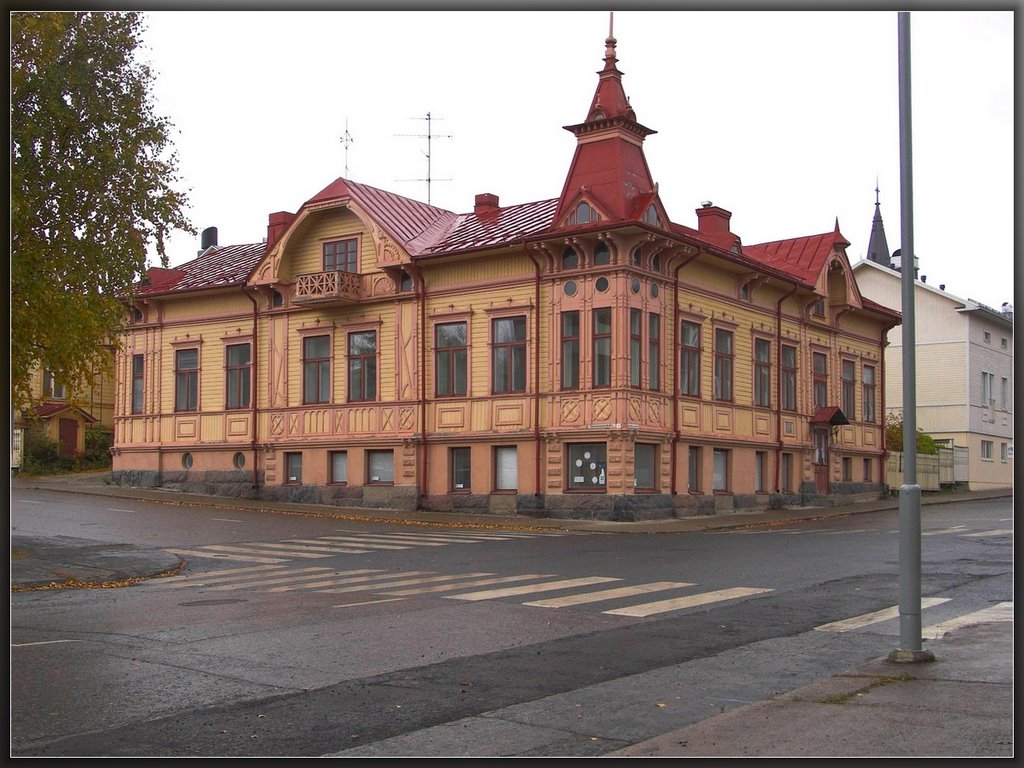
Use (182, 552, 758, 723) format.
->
(551, 15, 666, 230)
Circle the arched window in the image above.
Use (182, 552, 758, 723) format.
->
(643, 204, 660, 227)
(593, 242, 611, 265)
(562, 247, 579, 269)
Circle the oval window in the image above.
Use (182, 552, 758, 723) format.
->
(650, 283, 659, 298)
(233, 452, 246, 469)
(631, 278, 641, 294)
(595, 277, 610, 293)
(182, 453, 193, 470)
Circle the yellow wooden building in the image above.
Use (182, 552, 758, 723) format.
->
(111, 30, 899, 520)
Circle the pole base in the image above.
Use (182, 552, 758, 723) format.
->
(887, 648, 936, 664)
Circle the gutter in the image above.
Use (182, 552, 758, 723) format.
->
(671, 251, 699, 495)
(527, 250, 543, 498)
(774, 283, 799, 492)
(244, 289, 260, 490)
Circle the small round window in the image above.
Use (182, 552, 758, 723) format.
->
(595, 277, 610, 293)
(562, 247, 578, 269)
(182, 452, 193, 470)
(564, 280, 578, 297)
(631, 278, 641, 294)
(233, 452, 246, 469)
(650, 283, 659, 298)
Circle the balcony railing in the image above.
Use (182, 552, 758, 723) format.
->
(294, 270, 362, 305)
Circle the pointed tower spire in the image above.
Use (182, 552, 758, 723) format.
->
(551, 19, 661, 228)
(865, 180, 892, 267)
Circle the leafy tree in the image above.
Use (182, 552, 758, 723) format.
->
(884, 412, 939, 455)
(11, 11, 192, 412)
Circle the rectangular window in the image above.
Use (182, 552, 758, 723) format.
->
(754, 338, 771, 407)
(592, 308, 612, 387)
(781, 345, 797, 411)
(984, 331, 992, 344)
(567, 443, 607, 490)
(225, 343, 251, 410)
(862, 365, 876, 423)
(712, 448, 729, 491)
(492, 316, 527, 394)
(348, 331, 377, 402)
(981, 440, 993, 460)
(561, 311, 580, 390)
(813, 351, 828, 407)
(842, 456, 852, 482)
(863, 457, 872, 482)
(688, 446, 701, 492)
(303, 335, 331, 404)
(1000, 442, 1008, 462)
(285, 452, 302, 484)
(781, 452, 793, 492)
(174, 348, 199, 412)
(494, 446, 518, 491)
(330, 451, 348, 484)
(680, 321, 701, 397)
(713, 329, 733, 401)
(450, 447, 471, 491)
(43, 369, 66, 400)
(812, 298, 825, 317)
(1001, 377, 1009, 410)
(367, 450, 394, 483)
(648, 314, 660, 390)
(435, 322, 467, 397)
(630, 309, 642, 388)
(755, 451, 767, 492)
(323, 238, 357, 272)
(635, 443, 657, 490)
(131, 354, 144, 414)
(841, 359, 856, 419)
(982, 371, 995, 405)
(1001, 337, 1008, 350)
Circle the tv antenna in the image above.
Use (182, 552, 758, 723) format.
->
(396, 112, 452, 205)
(340, 118, 354, 178)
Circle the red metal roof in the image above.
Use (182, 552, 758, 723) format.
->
(31, 401, 97, 422)
(139, 243, 265, 297)
(743, 229, 848, 286)
(810, 406, 849, 425)
(422, 199, 559, 255)
(305, 178, 458, 254)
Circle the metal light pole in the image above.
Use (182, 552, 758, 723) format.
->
(889, 10, 934, 664)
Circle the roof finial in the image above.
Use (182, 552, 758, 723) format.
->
(609, 11, 614, 37)
(605, 11, 617, 61)
(875, 176, 880, 206)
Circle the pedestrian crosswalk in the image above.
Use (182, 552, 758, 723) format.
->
(152, 564, 773, 618)
(164, 529, 577, 564)
(814, 599, 1014, 635)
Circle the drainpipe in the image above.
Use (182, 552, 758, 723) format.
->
(879, 327, 888, 486)
(244, 288, 260, 490)
(406, 263, 428, 504)
(527, 250, 543, 498)
(774, 283, 798, 492)
(671, 251, 699, 495)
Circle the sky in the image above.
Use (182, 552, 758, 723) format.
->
(139, 9, 1014, 310)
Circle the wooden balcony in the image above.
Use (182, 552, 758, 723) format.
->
(293, 270, 363, 306)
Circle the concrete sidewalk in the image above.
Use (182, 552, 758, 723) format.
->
(10, 471, 1014, 757)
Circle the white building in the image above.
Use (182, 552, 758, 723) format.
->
(852, 258, 1013, 490)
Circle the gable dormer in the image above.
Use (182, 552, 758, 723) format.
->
(551, 18, 667, 230)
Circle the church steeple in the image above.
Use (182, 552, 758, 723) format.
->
(551, 14, 663, 229)
(865, 181, 892, 267)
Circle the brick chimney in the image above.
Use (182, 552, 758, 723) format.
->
(474, 193, 500, 217)
(695, 202, 733, 237)
(266, 211, 297, 251)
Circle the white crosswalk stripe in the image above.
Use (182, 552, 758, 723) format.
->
(921, 602, 1013, 638)
(961, 529, 1013, 538)
(379, 574, 557, 596)
(524, 581, 696, 608)
(443, 576, 622, 601)
(814, 598, 951, 632)
(603, 587, 773, 617)
(274, 571, 479, 593)
(163, 548, 289, 564)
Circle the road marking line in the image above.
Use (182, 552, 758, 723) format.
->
(333, 598, 406, 608)
(209, 568, 383, 591)
(268, 570, 445, 592)
(524, 581, 697, 608)
(922, 526, 967, 537)
(604, 587, 774, 617)
(814, 597, 950, 632)
(159, 566, 334, 589)
(444, 576, 621, 601)
(157, 564, 287, 584)
(317, 572, 497, 594)
(962, 529, 1013, 538)
(107, 508, 137, 513)
(317, 536, 419, 549)
(210, 517, 245, 523)
(238, 541, 377, 554)
(12, 639, 82, 647)
(381, 574, 554, 596)
(164, 549, 288, 564)
(15, 500, 44, 504)
(921, 602, 1014, 639)
(198, 544, 335, 559)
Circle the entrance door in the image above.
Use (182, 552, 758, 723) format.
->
(813, 428, 830, 494)
(58, 418, 78, 456)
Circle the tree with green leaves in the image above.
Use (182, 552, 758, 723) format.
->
(11, 11, 192, 412)
(884, 411, 939, 455)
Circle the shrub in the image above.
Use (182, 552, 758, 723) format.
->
(884, 412, 939, 455)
